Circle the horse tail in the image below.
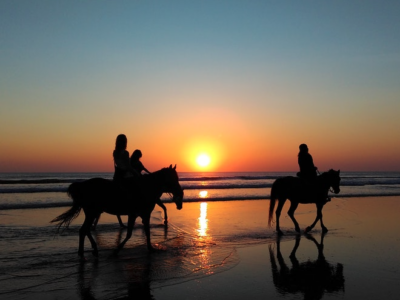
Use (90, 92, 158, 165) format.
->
(268, 179, 278, 227)
(50, 182, 82, 233)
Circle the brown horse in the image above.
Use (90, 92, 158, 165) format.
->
(268, 169, 341, 235)
(51, 165, 183, 259)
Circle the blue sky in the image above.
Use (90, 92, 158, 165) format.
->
(1, 1, 400, 172)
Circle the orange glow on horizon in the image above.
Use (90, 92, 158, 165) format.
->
(181, 137, 225, 172)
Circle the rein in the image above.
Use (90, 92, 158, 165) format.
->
(317, 170, 335, 194)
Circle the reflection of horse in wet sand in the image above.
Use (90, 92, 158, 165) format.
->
(77, 255, 155, 300)
(268, 170, 341, 235)
(51, 165, 183, 259)
(269, 233, 345, 300)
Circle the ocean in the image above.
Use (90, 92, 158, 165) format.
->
(1, 171, 400, 210)
(1, 171, 400, 299)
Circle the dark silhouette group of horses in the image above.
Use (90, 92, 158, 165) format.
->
(52, 166, 341, 260)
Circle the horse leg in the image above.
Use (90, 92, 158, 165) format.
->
(114, 215, 137, 255)
(86, 226, 98, 257)
(79, 214, 97, 259)
(305, 203, 326, 233)
(318, 203, 328, 233)
(157, 200, 168, 225)
(287, 201, 300, 233)
(275, 199, 286, 236)
(92, 213, 101, 230)
(117, 215, 127, 228)
(142, 214, 155, 251)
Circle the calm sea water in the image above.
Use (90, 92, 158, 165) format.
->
(1, 171, 400, 210)
(1, 171, 400, 299)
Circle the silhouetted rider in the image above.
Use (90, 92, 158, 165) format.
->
(297, 144, 318, 180)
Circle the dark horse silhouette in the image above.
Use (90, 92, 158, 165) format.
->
(268, 233, 345, 300)
(51, 165, 184, 259)
(92, 197, 169, 229)
(268, 169, 341, 235)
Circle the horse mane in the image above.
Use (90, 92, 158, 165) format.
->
(319, 169, 338, 178)
(145, 166, 179, 198)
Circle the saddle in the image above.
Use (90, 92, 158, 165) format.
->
(296, 176, 330, 203)
(113, 176, 143, 200)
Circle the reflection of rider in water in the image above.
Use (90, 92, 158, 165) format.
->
(297, 144, 318, 180)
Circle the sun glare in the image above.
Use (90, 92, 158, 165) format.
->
(196, 154, 211, 168)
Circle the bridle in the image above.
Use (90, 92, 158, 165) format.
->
(317, 169, 337, 194)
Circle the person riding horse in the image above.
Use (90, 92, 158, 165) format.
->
(297, 144, 318, 181)
(94, 134, 140, 229)
(113, 134, 140, 181)
(296, 143, 331, 204)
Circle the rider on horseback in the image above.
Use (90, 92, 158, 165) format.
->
(296, 143, 331, 203)
(110, 134, 141, 227)
(130, 149, 151, 175)
(297, 144, 318, 180)
(113, 134, 140, 181)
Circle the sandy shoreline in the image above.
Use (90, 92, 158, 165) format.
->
(1, 197, 399, 299)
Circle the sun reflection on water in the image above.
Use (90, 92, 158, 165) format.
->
(199, 190, 208, 198)
(195, 202, 214, 274)
(198, 202, 208, 237)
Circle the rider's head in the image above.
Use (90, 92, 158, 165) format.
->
(131, 149, 142, 160)
(299, 144, 308, 152)
(115, 134, 127, 152)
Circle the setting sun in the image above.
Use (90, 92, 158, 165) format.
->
(196, 154, 211, 168)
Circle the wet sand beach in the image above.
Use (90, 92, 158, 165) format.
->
(1, 197, 399, 300)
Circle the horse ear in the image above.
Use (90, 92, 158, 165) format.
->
(338, 169, 340, 174)
(173, 164, 176, 170)
(169, 164, 172, 169)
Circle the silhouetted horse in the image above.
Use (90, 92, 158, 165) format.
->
(268, 169, 341, 235)
(51, 165, 183, 259)
(92, 198, 168, 229)
(268, 233, 345, 300)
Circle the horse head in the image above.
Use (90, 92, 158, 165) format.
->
(327, 169, 341, 194)
(162, 164, 184, 210)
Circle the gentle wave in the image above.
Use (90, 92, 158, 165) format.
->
(0, 184, 271, 194)
(2, 192, 400, 210)
(2, 174, 400, 184)
(1, 181, 400, 194)
(0, 179, 85, 184)
(0, 175, 276, 184)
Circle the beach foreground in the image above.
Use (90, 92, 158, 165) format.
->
(1, 197, 399, 300)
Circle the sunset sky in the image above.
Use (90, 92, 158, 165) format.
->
(1, 1, 399, 172)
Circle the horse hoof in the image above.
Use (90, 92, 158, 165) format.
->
(92, 250, 98, 257)
(277, 230, 284, 236)
(322, 227, 328, 233)
(164, 220, 168, 225)
(305, 227, 312, 233)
